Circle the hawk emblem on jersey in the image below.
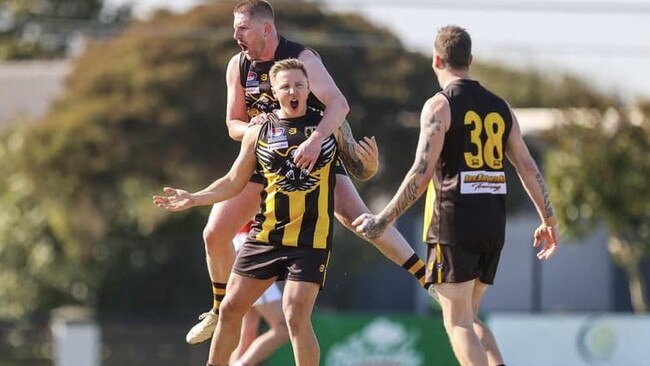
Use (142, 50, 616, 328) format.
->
(257, 136, 337, 193)
(247, 92, 279, 116)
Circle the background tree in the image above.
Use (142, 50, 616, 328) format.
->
(0, 0, 129, 60)
(544, 106, 650, 313)
(0, 0, 618, 319)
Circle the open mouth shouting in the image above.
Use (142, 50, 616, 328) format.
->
(290, 99, 300, 110)
(238, 42, 249, 54)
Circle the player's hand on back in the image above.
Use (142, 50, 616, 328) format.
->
(249, 112, 270, 126)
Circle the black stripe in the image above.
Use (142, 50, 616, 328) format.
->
(414, 267, 426, 279)
(401, 254, 419, 270)
(325, 169, 336, 248)
(298, 187, 319, 248)
(269, 192, 288, 243)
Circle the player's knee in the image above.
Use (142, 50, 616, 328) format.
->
(283, 303, 311, 334)
(218, 297, 247, 322)
(202, 223, 229, 253)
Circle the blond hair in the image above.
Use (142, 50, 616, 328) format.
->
(233, 0, 274, 21)
(269, 59, 309, 84)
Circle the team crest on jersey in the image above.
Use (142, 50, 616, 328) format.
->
(305, 126, 316, 138)
(257, 137, 337, 193)
(268, 126, 287, 143)
(246, 71, 259, 87)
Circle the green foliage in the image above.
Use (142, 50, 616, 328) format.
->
(544, 107, 650, 248)
(0, 0, 129, 60)
(544, 105, 650, 311)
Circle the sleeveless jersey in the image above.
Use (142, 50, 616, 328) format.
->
(249, 109, 337, 249)
(423, 79, 513, 248)
(239, 36, 325, 119)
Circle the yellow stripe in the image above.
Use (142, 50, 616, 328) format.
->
(256, 185, 276, 243)
(422, 180, 436, 242)
(212, 288, 226, 296)
(282, 190, 305, 247)
(436, 243, 443, 283)
(313, 163, 332, 249)
(409, 261, 424, 275)
(321, 251, 331, 287)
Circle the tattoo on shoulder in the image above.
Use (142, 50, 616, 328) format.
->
(414, 115, 442, 175)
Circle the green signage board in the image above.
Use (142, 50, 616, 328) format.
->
(269, 313, 458, 365)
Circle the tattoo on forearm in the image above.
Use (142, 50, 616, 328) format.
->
(336, 121, 370, 179)
(385, 179, 420, 223)
(535, 172, 554, 218)
(381, 114, 442, 222)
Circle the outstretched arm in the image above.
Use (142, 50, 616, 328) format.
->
(505, 108, 559, 260)
(334, 120, 378, 181)
(293, 49, 349, 172)
(153, 125, 261, 210)
(353, 95, 449, 239)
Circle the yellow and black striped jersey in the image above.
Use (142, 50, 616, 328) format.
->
(248, 109, 337, 250)
(423, 79, 513, 247)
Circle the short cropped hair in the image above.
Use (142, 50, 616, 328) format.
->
(435, 25, 472, 69)
(269, 59, 309, 84)
(233, 0, 274, 21)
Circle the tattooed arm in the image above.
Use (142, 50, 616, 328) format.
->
(334, 120, 379, 181)
(505, 108, 559, 260)
(352, 95, 449, 239)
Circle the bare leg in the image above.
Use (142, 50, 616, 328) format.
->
(334, 175, 415, 265)
(435, 280, 488, 366)
(203, 182, 261, 285)
(207, 274, 275, 366)
(237, 300, 289, 365)
(229, 308, 261, 365)
(472, 282, 505, 366)
(283, 281, 320, 366)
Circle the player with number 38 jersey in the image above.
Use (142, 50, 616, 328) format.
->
(423, 80, 513, 249)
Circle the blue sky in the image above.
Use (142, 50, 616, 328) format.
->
(106, 0, 650, 102)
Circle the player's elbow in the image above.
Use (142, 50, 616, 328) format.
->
(226, 120, 244, 142)
(328, 93, 349, 116)
(340, 96, 350, 115)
